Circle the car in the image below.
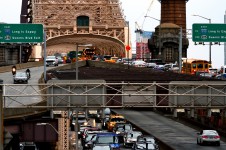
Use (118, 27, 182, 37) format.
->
(124, 131, 142, 148)
(71, 112, 87, 125)
(197, 130, 220, 146)
(92, 145, 111, 150)
(137, 135, 157, 144)
(78, 124, 92, 139)
(107, 114, 126, 131)
(13, 72, 28, 84)
(56, 56, 63, 64)
(131, 60, 146, 67)
(82, 132, 98, 149)
(46, 55, 58, 66)
(133, 141, 159, 150)
(81, 127, 102, 141)
(145, 62, 156, 68)
(93, 132, 120, 150)
(199, 72, 213, 78)
(113, 123, 133, 135)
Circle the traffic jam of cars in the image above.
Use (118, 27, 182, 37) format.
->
(70, 108, 160, 150)
(69, 107, 222, 149)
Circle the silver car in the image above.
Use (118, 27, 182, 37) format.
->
(14, 72, 28, 84)
(197, 130, 220, 146)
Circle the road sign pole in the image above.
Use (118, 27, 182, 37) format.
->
(179, 27, 182, 73)
(44, 32, 47, 82)
(0, 79, 3, 150)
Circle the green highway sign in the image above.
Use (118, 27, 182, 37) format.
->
(0, 24, 43, 43)
(192, 23, 226, 42)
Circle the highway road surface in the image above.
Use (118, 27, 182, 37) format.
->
(113, 109, 226, 150)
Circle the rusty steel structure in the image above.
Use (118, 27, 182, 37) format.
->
(148, 0, 189, 64)
(21, 0, 128, 56)
(159, 0, 189, 32)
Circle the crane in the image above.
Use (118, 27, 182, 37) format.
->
(135, 21, 143, 43)
(142, 0, 156, 29)
(135, 0, 156, 43)
(134, 0, 156, 60)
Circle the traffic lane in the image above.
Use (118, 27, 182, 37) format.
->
(0, 65, 58, 107)
(0, 65, 44, 84)
(113, 109, 226, 150)
(2, 66, 44, 107)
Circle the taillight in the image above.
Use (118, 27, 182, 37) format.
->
(214, 135, 220, 139)
(202, 135, 208, 139)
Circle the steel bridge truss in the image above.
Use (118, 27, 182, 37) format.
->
(3, 81, 226, 110)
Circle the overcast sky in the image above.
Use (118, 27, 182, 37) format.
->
(0, 0, 225, 68)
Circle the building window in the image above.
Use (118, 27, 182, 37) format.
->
(165, 47, 173, 61)
(77, 16, 89, 26)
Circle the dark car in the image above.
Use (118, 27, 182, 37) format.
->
(82, 132, 97, 149)
(93, 132, 120, 149)
(14, 72, 28, 84)
(82, 130, 103, 150)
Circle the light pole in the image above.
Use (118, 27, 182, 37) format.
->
(75, 44, 92, 80)
(192, 14, 212, 65)
(144, 16, 161, 57)
(36, 123, 59, 134)
(126, 21, 130, 69)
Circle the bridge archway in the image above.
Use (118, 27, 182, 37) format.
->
(46, 34, 126, 57)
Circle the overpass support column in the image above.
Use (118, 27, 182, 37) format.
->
(153, 82, 156, 110)
(207, 87, 212, 117)
(190, 86, 195, 118)
(173, 87, 178, 118)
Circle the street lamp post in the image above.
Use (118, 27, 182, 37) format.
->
(75, 44, 92, 80)
(126, 21, 130, 69)
(36, 123, 59, 134)
(192, 14, 212, 64)
(144, 16, 161, 57)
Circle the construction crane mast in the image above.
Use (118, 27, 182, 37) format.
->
(135, 21, 143, 43)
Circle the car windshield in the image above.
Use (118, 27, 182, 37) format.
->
(15, 72, 26, 77)
(46, 56, 56, 59)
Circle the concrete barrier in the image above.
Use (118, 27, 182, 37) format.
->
(0, 61, 44, 73)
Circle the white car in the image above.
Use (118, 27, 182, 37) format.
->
(13, 72, 28, 84)
(124, 131, 142, 148)
(197, 130, 220, 146)
(93, 145, 110, 150)
(46, 56, 58, 66)
(131, 60, 146, 67)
